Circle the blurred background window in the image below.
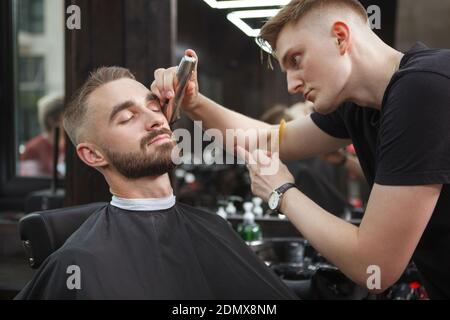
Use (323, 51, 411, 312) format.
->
(14, 0, 65, 178)
(18, 0, 44, 34)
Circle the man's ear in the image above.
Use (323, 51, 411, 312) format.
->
(331, 21, 350, 55)
(76, 142, 109, 169)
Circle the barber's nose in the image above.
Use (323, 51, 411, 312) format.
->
(287, 72, 305, 94)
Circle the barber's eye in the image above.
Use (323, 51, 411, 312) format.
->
(292, 55, 302, 68)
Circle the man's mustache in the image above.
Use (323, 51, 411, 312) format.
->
(140, 128, 173, 150)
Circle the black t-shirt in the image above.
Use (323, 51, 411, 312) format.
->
(310, 42, 450, 299)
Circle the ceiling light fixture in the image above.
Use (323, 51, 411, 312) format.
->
(203, 0, 289, 9)
(226, 9, 280, 37)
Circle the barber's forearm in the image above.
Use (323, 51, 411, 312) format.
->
(187, 94, 273, 152)
(280, 188, 370, 287)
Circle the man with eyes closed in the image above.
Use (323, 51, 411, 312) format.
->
(15, 67, 296, 300)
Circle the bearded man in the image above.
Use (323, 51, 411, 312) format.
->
(15, 67, 296, 300)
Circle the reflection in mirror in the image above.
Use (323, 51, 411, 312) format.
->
(14, 0, 65, 178)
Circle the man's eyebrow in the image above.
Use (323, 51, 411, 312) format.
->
(146, 92, 159, 103)
(109, 100, 135, 123)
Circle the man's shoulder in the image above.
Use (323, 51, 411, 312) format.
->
(398, 44, 450, 79)
(386, 70, 450, 111)
(16, 239, 99, 300)
(385, 44, 450, 113)
(48, 217, 105, 266)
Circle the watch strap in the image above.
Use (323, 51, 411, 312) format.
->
(275, 182, 296, 195)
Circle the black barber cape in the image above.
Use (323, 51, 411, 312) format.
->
(16, 202, 296, 300)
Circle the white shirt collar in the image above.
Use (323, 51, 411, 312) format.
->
(110, 194, 176, 211)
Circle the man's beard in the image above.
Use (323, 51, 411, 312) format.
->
(104, 128, 177, 179)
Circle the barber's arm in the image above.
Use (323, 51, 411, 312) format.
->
(237, 147, 442, 292)
(151, 50, 270, 150)
(150, 49, 350, 161)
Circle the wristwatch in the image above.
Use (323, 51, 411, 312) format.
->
(268, 183, 297, 211)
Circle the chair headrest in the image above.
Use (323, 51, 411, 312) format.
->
(18, 202, 108, 269)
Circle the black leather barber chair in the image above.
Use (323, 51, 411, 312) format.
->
(18, 202, 107, 269)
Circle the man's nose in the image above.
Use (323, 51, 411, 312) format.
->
(287, 72, 305, 94)
(143, 113, 165, 132)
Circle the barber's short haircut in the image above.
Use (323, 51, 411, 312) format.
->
(37, 93, 65, 134)
(259, 0, 368, 54)
(63, 66, 135, 146)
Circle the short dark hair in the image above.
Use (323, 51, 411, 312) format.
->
(63, 66, 135, 145)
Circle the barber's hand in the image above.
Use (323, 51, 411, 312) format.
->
(150, 49, 199, 117)
(236, 146, 294, 202)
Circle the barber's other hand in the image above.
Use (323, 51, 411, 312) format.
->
(236, 146, 294, 202)
(150, 49, 199, 115)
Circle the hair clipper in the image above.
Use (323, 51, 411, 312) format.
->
(166, 55, 197, 125)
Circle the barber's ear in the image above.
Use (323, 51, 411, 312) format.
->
(76, 142, 108, 168)
(331, 22, 350, 55)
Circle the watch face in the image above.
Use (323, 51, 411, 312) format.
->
(268, 192, 280, 210)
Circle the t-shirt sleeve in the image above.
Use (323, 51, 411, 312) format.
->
(310, 105, 351, 139)
(375, 72, 450, 185)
